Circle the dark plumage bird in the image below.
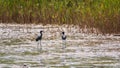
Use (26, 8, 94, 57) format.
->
(36, 31, 43, 41)
(62, 32, 66, 40)
(62, 32, 67, 49)
(36, 31, 43, 51)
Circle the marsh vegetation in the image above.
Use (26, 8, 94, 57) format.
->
(0, 0, 120, 34)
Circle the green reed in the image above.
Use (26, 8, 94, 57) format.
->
(0, 0, 120, 34)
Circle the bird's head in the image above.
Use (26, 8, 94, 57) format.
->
(62, 32, 65, 34)
(40, 31, 43, 33)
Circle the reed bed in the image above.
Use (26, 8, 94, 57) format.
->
(0, 0, 120, 34)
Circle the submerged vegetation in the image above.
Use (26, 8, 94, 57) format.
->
(0, 0, 120, 34)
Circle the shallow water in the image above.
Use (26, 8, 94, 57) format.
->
(0, 24, 120, 68)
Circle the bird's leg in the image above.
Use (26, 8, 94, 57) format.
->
(40, 40, 42, 51)
(62, 40, 64, 49)
(63, 40, 66, 49)
(37, 41, 39, 51)
(64, 40, 66, 48)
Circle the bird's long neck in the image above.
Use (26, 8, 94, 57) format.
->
(62, 34, 65, 37)
(40, 33, 42, 36)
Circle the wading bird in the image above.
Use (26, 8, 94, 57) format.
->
(62, 32, 67, 49)
(36, 31, 43, 51)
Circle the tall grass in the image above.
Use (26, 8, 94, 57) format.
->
(0, 0, 120, 34)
